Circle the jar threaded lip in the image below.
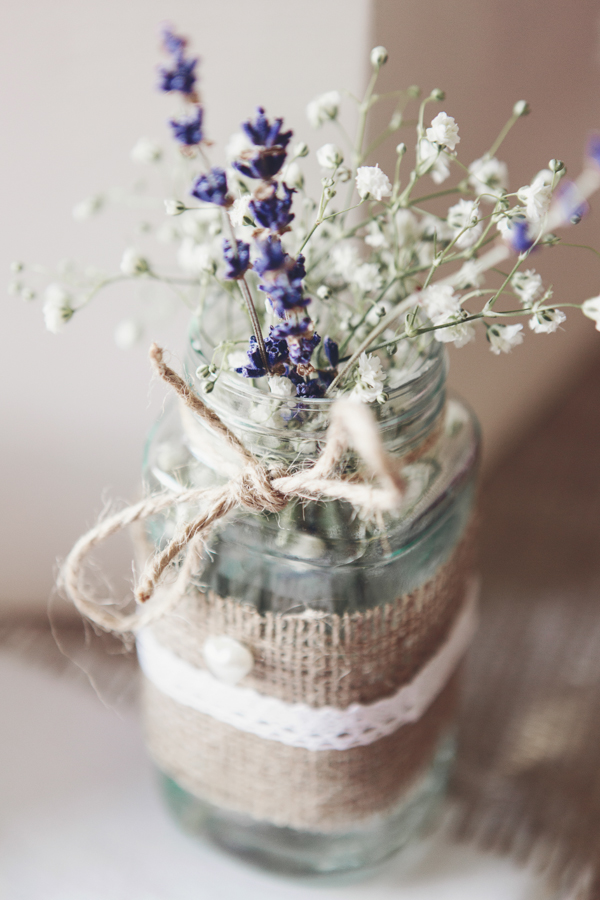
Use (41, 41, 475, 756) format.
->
(186, 322, 448, 458)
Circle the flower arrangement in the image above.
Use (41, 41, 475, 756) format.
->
(15, 27, 600, 412)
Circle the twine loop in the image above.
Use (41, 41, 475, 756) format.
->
(60, 344, 414, 635)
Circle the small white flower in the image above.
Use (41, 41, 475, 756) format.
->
(331, 243, 360, 281)
(230, 194, 252, 227)
(517, 169, 553, 223)
(529, 308, 566, 333)
(316, 143, 344, 169)
(395, 209, 419, 244)
(420, 283, 462, 320)
(434, 319, 475, 348)
(227, 349, 249, 370)
(352, 263, 382, 293)
(355, 165, 392, 201)
(306, 90, 341, 128)
(120, 247, 149, 276)
(468, 157, 508, 200)
(225, 131, 252, 161)
(130, 137, 162, 164)
(350, 352, 386, 403)
(447, 199, 482, 249)
(418, 139, 450, 184)
(292, 141, 309, 158)
(366, 302, 387, 325)
(512, 269, 543, 307)
(42, 284, 74, 333)
(582, 296, 600, 331)
(455, 260, 484, 289)
(72, 194, 104, 220)
(114, 318, 143, 349)
(282, 161, 304, 190)
(178, 238, 216, 275)
(487, 323, 524, 354)
(364, 221, 387, 248)
(420, 214, 453, 243)
(268, 376, 295, 398)
(164, 199, 186, 216)
(426, 112, 460, 151)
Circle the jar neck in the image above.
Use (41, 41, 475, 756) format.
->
(185, 328, 447, 466)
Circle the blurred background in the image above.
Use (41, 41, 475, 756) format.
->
(1, 0, 599, 616)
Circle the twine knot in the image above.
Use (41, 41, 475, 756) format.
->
(237, 464, 289, 515)
(59, 344, 428, 635)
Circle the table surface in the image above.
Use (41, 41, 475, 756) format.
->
(0, 651, 552, 900)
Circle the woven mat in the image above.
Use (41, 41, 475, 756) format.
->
(3, 350, 600, 895)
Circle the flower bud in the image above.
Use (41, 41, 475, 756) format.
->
(513, 100, 530, 117)
(337, 166, 352, 183)
(407, 85, 421, 98)
(317, 285, 331, 301)
(389, 111, 403, 130)
(293, 141, 309, 158)
(10, 261, 23, 273)
(164, 198, 186, 216)
(316, 143, 344, 170)
(430, 88, 445, 101)
(542, 232, 559, 246)
(203, 380, 215, 394)
(370, 46, 388, 68)
(196, 364, 210, 378)
(21, 287, 35, 301)
(549, 158, 565, 174)
(396, 142, 407, 156)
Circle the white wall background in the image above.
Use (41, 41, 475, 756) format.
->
(2, 0, 599, 614)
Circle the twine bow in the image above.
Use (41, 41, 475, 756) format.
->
(60, 344, 407, 635)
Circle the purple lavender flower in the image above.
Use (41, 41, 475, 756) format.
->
(170, 107, 203, 146)
(555, 180, 589, 225)
(295, 379, 325, 398)
(191, 167, 229, 206)
(270, 317, 313, 340)
(159, 56, 197, 95)
(250, 183, 295, 233)
(288, 332, 321, 366)
(323, 336, 339, 368)
(260, 276, 309, 316)
(161, 26, 188, 57)
(242, 107, 292, 149)
(253, 235, 287, 275)
(316, 368, 336, 388)
(233, 148, 288, 181)
(509, 219, 535, 254)
(586, 133, 600, 167)
(223, 239, 250, 280)
(235, 331, 289, 379)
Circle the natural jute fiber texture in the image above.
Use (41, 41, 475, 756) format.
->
(59, 344, 475, 831)
(142, 531, 473, 830)
(60, 345, 413, 635)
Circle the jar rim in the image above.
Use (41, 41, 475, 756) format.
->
(187, 319, 446, 411)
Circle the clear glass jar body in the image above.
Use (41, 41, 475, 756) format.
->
(140, 331, 479, 878)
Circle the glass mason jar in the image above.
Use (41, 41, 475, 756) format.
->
(138, 325, 479, 878)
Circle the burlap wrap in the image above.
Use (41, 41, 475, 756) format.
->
(142, 530, 473, 832)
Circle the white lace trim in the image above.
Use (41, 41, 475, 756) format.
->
(137, 580, 478, 752)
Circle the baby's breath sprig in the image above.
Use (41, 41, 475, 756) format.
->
(19, 27, 600, 406)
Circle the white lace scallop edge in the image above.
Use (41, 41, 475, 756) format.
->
(137, 579, 479, 752)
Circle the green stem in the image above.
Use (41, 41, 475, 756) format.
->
(487, 111, 519, 159)
(410, 186, 462, 204)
